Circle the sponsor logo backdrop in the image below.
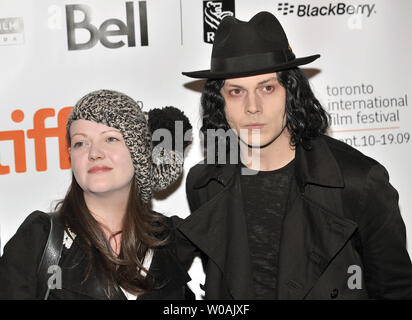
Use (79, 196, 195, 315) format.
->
(1, 0, 411, 298)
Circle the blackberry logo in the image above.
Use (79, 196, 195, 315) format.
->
(277, 3, 295, 15)
(277, 2, 376, 18)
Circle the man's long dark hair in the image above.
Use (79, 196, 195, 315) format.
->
(200, 67, 330, 154)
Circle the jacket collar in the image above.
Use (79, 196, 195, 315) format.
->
(192, 163, 238, 190)
(193, 135, 344, 191)
(294, 135, 344, 192)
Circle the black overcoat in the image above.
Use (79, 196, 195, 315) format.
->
(176, 135, 412, 299)
(0, 211, 192, 300)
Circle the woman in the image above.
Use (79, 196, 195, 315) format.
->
(0, 89, 193, 300)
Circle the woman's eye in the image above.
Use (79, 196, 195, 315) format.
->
(72, 141, 83, 148)
(107, 137, 119, 142)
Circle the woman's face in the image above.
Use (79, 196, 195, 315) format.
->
(69, 120, 135, 197)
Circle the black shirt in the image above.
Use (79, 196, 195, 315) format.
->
(240, 159, 295, 299)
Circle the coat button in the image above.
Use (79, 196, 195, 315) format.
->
(330, 288, 339, 299)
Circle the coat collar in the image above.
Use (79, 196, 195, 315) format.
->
(294, 135, 344, 192)
(193, 135, 344, 191)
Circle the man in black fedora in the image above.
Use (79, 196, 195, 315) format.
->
(177, 11, 412, 299)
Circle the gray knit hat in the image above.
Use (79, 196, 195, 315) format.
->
(67, 89, 191, 203)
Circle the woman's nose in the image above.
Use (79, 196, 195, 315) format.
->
(88, 143, 105, 160)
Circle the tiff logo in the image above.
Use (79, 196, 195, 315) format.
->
(0, 17, 24, 46)
(277, 3, 295, 15)
(0, 107, 72, 174)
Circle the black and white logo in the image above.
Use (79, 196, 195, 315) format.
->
(277, 3, 295, 16)
(0, 17, 24, 46)
(66, 1, 148, 51)
(277, 2, 376, 17)
(203, 0, 235, 44)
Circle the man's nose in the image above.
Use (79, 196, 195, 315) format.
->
(245, 92, 261, 114)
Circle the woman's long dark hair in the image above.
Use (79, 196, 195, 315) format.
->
(56, 173, 167, 298)
(200, 67, 330, 154)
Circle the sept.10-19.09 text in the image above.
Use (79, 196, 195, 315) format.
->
(338, 132, 410, 148)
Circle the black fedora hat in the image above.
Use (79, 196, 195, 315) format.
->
(182, 11, 320, 79)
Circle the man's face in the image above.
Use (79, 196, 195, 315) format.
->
(220, 72, 287, 148)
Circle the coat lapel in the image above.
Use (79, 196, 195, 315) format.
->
(276, 182, 358, 299)
(277, 136, 357, 299)
(179, 165, 254, 299)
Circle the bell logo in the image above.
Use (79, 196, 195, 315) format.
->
(0, 107, 72, 175)
(66, 1, 148, 50)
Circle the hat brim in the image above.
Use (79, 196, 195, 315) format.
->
(182, 54, 320, 79)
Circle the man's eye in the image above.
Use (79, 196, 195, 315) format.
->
(263, 85, 274, 92)
(230, 89, 242, 96)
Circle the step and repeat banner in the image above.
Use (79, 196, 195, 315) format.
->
(1, 0, 411, 298)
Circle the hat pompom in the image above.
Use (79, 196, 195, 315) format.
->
(147, 107, 192, 192)
(147, 106, 192, 152)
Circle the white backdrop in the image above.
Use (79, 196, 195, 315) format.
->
(1, 0, 411, 299)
